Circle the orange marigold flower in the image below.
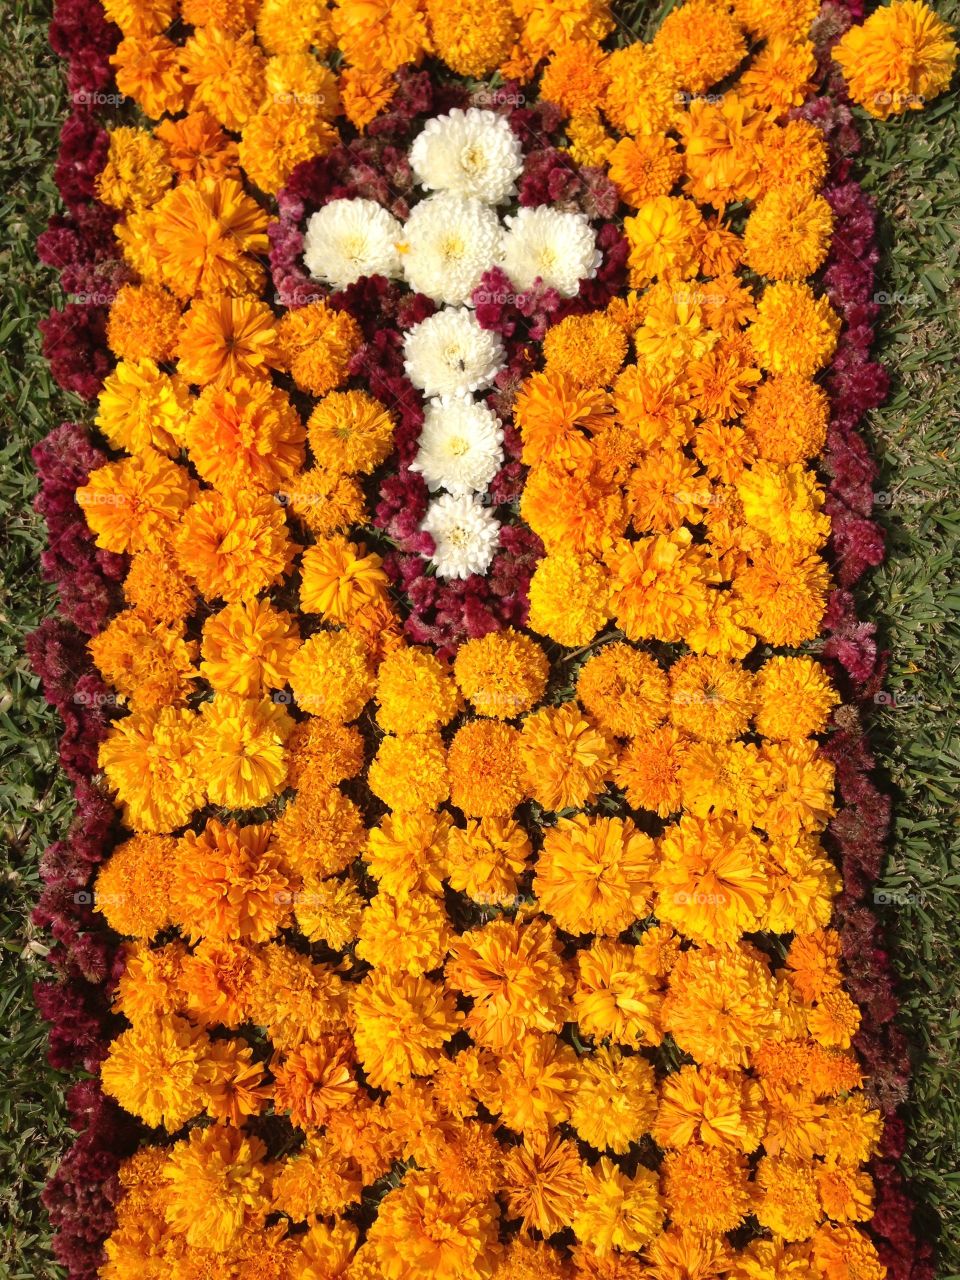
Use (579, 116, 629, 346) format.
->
(174, 489, 293, 603)
(653, 1063, 765, 1154)
(575, 1157, 663, 1254)
(744, 184, 834, 281)
(288, 629, 375, 722)
(300, 534, 388, 623)
(88, 608, 197, 712)
(272, 1036, 359, 1129)
(239, 100, 340, 195)
(662, 943, 780, 1068)
(375, 646, 461, 733)
(519, 701, 616, 812)
(502, 1132, 585, 1237)
(365, 809, 454, 898)
(185, 376, 305, 494)
(653, 0, 747, 93)
(540, 38, 610, 115)
(832, 0, 957, 119)
(603, 42, 679, 136)
(99, 705, 202, 834)
(608, 134, 684, 207)
(570, 1046, 658, 1155)
(180, 26, 266, 131)
(93, 834, 176, 940)
(340, 65, 397, 130)
(305, 389, 393, 472)
(454, 628, 548, 719)
(514, 368, 611, 469)
(96, 358, 191, 457)
(655, 814, 769, 945)
(543, 311, 628, 388)
(426, 0, 517, 75)
(535, 813, 655, 937)
(111, 33, 186, 118)
(200, 598, 299, 697)
(528, 549, 610, 647)
(162, 1124, 270, 1253)
(357, 889, 452, 975)
(606, 530, 720, 644)
(576, 643, 669, 739)
(275, 784, 366, 878)
(180, 937, 255, 1029)
(176, 294, 279, 388)
(154, 110, 240, 183)
(370, 732, 450, 812)
(446, 817, 531, 906)
(96, 126, 173, 213)
(77, 450, 195, 556)
(352, 973, 463, 1089)
(448, 719, 526, 818)
(286, 718, 365, 790)
(107, 283, 180, 364)
(744, 373, 829, 464)
(750, 281, 841, 376)
(755, 655, 839, 741)
(669, 654, 755, 743)
(574, 938, 664, 1048)
(662, 1144, 752, 1236)
(195, 693, 293, 809)
(102, 1014, 210, 1131)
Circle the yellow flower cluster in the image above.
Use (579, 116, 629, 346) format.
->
(66, 0, 947, 1276)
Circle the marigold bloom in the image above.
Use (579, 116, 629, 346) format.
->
(174, 489, 293, 603)
(750, 282, 841, 377)
(176, 294, 280, 388)
(744, 374, 829, 464)
(662, 943, 780, 1068)
(278, 305, 363, 397)
(448, 719, 527, 818)
(107, 284, 181, 364)
(654, 0, 747, 93)
(180, 937, 256, 1029)
(289, 630, 375, 722)
(446, 817, 531, 906)
(246, 944, 349, 1049)
(655, 814, 769, 944)
(496, 1033, 579, 1136)
(668, 655, 755, 743)
(271, 1135, 363, 1219)
(536, 813, 656, 936)
(606, 530, 720, 644)
(570, 1046, 658, 1154)
(608, 134, 684, 207)
(102, 1014, 209, 1130)
(519, 701, 617, 812)
(368, 1170, 500, 1280)
(96, 358, 191, 458)
(275, 784, 366, 878)
(162, 1124, 270, 1253)
(502, 1133, 585, 1237)
(300, 535, 388, 623)
(77, 450, 195, 556)
(154, 110, 240, 182)
(626, 195, 704, 287)
(426, 0, 517, 74)
(576, 644, 669, 740)
(89, 609, 197, 712)
(111, 33, 186, 118)
(365, 809, 454, 899)
(603, 42, 679, 136)
(662, 1144, 752, 1236)
(97, 126, 173, 212)
(352, 973, 463, 1089)
(375, 646, 461, 733)
(575, 1158, 663, 1254)
(94, 834, 176, 939)
(369, 732, 450, 812)
(514, 368, 611, 470)
(186, 376, 305, 494)
(180, 26, 266, 130)
(764, 832, 841, 935)
(543, 312, 628, 389)
(654, 1063, 765, 1154)
(357, 888, 452, 976)
(239, 99, 340, 194)
(733, 545, 830, 646)
(833, 0, 957, 118)
(272, 1036, 358, 1129)
(574, 938, 663, 1047)
(99, 705, 202, 833)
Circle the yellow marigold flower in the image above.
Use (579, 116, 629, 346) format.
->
(96, 126, 173, 213)
(535, 813, 655, 936)
(272, 1135, 362, 1220)
(574, 938, 663, 1047)
(606, 530, 720, 644)
(275, 784, 365, 878)
(821, 1094, 883, 1166)
(171, 817, 292, 943)
(604, 42, 680, 136)
(744, 185, 833, 282)
(353, 972, 463, 1089)
(502, 1132, 585, 1237)
(368, 1171, 500, 1280)
(186, 376, 305, 494)
(197, 1037, 272, 1129)
(522, 458, 628, 555)
(764, 832, 841, 935)
(737, 35, 817, 114)
(117, 176, 268, 301)
(640, 1229, 734, 1280)
(740, 459, 826, 548)
(247, 943, 349, 1049)
(307, 387, 394, 472)
(426, 0, 517, 75)
(519, 701, 616, 812)
(755, 655, 839, 741)
(662, 942, 780, 1068)
(608, 134, 684, 207)
(755, 1153, 822, 1241)
(369, 732, 450, 812)
(540, 38, 610, 115)
(107, 284, 180, 364)
(634, 280, 719, 371)
(786, 927, 843, 1003)
(744, 374, 829, 464)
(758, 116, 830, 193)
(258, 0, 334, 54)
(284, 464, 367, 538)
(77, 450, 195, 556)
(446, 817, 530, 906)
(528, 549, 610, 647)
(688, 347, 761, 425)
(807, 988, 862, 1050)
(576, 643, 668, 739)
(454, 629, 548, 720)
(278, 296, 363, 397)
(99, 705, 202, 833)
(662, 1143, 752, 1236)
(299, 535, 388, 623)
(365, 809, 454, 898)
(750, 281, 840, 376)
(340, 64, 397, 130)
(635, 921, 682, 980)
(93, 834, 176, 939)
(154, 109, 240, 183)
(655, 814, 769, 944)
(729, 0, 819, 39)
(374, 645, 460, 733)
(625, 447, 706, 534)
(112, 938, 186, 1023)
(570, 1046, 657, 1154)
(679, 95, 766, 209)
(176, 294, 279, 389)
(288, 629, 374, 722)
(575, 1157, 662, 1254)
(240, 99, 340, 195)
(446, 916, 572, 1052)
(817, 1166, 874, 1224)
(196, 693, 292, 810)
(174, 489, 293, 603)
(733, 544, 830, 646)
(543, 313, 628, 389)
(89, 609, 197, 712)
(95, 359, 190, 458)
(833, 0, 957, 119)
(357, 889, 452, 976)
(654, 1063, 765, 1153)
(755, 738, 835, 836)
(102, 0, 175, 37)
(179, 937, 255, 1029)
(272, 1035, 358, 1130)
(613, 363, 695, 452)
(265, 53, 341, 118)
(668, 654, 754, 743)
(200, 598, 299, 697)
(566, 109, 617, 168)
(514, 368, 611, 469)
(111, 33, 186, 118)
(180, 26, 266, 131)
(692, 423, 755, 489)
(102, 1013, 212, 1132)
(448, 719, 526, 818)
(162, 1124, 270, 1252)
(294, 874, 364, 949)
(496, 1032, 579, 1136)
(334, 0, 430, 73)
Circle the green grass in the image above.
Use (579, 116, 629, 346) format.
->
(0, 3, 85, 1275)
(0, 0, 958, 1275)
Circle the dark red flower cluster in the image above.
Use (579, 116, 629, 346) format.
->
(272, 71, 625, 657)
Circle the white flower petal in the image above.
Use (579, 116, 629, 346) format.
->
(422, 493, 500, 580)
(401, 193, 503, 306)
(403, 307, 506, 399)
(409, 108, 524, 205)
(410, 395, 505, 495)
(501, 205, 602, 298)
(303, 197, 404, 289)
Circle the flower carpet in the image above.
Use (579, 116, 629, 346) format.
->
(26, 0, 958, 1277)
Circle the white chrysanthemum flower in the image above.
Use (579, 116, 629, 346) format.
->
(422, 493, 500, 580)
(501, 205, 602, 298)
(403, 307, 505, 399)
(410, 396, 504, 495)
(409, 108, 524, 205)
(400, 193, 503, 306)
(303, 197, 403, 288)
